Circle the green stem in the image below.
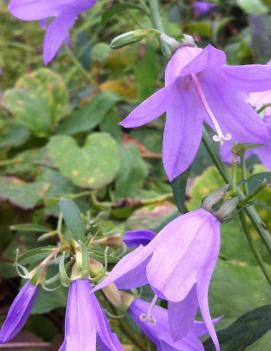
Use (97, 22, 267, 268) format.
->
(65, 46, 96, 85)
(241, 153, 249, 196)
(148, 0, 171, 57)
(239, 212, 271, 287)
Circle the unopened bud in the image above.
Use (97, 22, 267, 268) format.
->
(215, 197, 239, 221)
(110, 29, 157, 49)
(202, 185, 230, 211)
(103, 283, 122, 306)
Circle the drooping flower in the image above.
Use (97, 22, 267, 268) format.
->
(0, 281, 40, 343)
(123, 230, 156, 249)
(193, 1, 216, 16)
(60, 278, 123, 351)
(8, 0, 97, 64)
(120, 44, 271, 181)
(94, 209, 221, 350)
(129, 298, 219, 351)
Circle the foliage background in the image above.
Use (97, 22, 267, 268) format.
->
(1, 0, 271, 349)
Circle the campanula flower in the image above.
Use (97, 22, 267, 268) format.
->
(129, 298, 217, 351)
(8, 0, 97, 64)
(120, 44, 271, 181)
(0, 281, 40, 343)
(193, 1, 216, 16)
(94, 209, 221, 350)
(123, 230, 156, 249)
(60, 279, 123, 351)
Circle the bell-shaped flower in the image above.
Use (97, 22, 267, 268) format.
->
(0, 281, 40, 343)
(94, 209, 221, 350)
(123, 230, 156, 249)
(120, 44, 271, 181)
(129, 298, 218, 351)
(193, 1, 216, 16)
(60, 278, 123, 351)
(8, 0, 97, 64)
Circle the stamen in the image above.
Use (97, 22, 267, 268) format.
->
(191, 73, 231, 145)
(139, 295, 158, 325)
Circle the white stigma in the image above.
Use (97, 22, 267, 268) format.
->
(191, 73, 232, 145)
(139, 295, 159, 325)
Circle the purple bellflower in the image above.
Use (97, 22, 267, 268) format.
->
(94, 209, 221, 350)
(193, 1, 216, 16)
(123, 230, 156, 249)
(8, 0, 97, 64)
(129, 298, 219, 351)
(120, 44, 271, 181)
(0, 281, 40, 343)
(60, 278, 123, 351)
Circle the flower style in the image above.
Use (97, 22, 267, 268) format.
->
(94, 209, 221, 350)
(60, 278, 123, 351)
(120, 44, 271, 181)
(8, 0, 97, 64)
(193, 1, 216, 16)
(0, 281, 40, 343)
(123, 230, 156, 249)
(129, 298, 219, 351)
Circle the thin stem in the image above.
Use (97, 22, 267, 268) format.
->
(241, 154, 249, 196)
(148, 0, 171, 57)
(239, 212, 271, 287)
(65, 46, 96, 85)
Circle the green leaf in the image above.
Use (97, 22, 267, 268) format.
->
(171, 170, 190, 213)
(47, 133, 121, 189)
(0, 176, 50, 209)
(245, 172, 271, 194)
(237, 0, 268, 15)
(3, 68, 68, 136)
(115, 144, 148, 199)
(10, 223, 50, 233)
(204, 305, 271, 351)
(59, 199, 86, 241)
(32, 285, 68, 314)
(57, 92, 119, 135)
(0, 124, 29, 148)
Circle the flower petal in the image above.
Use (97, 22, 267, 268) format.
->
(93, 245, 153, 292)
(120, 86, 172, 128)
(254, 144, 271, 171)
(0, 282, 39, 343)
(220, 64, 271, 92)
(168, 286, 198, 341)
(196, 221, 221, 351)
(200, 71, 269, 144)
(43, 9, 77, 64)
(123, 230, 156, 248)
(162, 84, 203, 181)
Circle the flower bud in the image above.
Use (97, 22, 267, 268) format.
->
(110, 29, 157, 49)
(215, 197, 239, 221)
(202, 185, 230, 211)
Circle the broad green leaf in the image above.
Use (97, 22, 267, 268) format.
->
(115, 144, 148, 199)
(210, 260, 271, 321)
(32, 286, 67, 314)
(237, 0, 268, 15)
(0, 124, 29, 148)
(0, 176, 50, 209)
(57, 92, 119, 135)
(3, 68, 68, 136)
(59, 199, 86, 241)
(47, 133, 121, 189)
(204, 305, 271, 351)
